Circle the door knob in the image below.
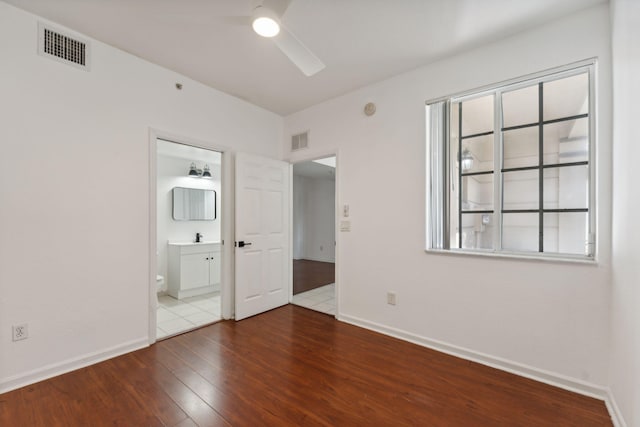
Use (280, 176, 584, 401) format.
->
(238, 241, 252, 248)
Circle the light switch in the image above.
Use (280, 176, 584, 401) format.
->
(340, 221, 351, 232)
(343, 204, 349, 217)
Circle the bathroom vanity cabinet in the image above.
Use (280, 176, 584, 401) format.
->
(167, 242, 221, 299)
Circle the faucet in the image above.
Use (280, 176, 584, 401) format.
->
(195, 232, 203, 243)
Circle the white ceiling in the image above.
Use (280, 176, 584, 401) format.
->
(157, 138, 222, 164)
(4, 0, 605, 115)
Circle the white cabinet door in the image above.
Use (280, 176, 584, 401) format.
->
(235, 152, 290, 320)
(180, 253, 210, 290)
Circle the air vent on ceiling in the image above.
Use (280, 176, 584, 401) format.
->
(291, 131, 309, 151)
(38, 23, 90, 71)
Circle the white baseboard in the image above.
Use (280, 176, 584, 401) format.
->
(337, 313, 613, 413)
(0, 337, 148, 394)
(604, 388, 627, 427)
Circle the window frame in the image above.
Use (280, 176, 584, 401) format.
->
(426, 59, 597, 262)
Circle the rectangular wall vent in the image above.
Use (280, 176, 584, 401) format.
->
(38, 23, 90, 71)
(291, 131, 309, 151)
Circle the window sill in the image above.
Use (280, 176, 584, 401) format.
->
(425, 248, 597, 266)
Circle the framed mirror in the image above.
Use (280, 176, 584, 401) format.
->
(172, 187, 216, 221)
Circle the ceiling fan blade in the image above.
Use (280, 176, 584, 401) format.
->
(274, 27, 325, 77)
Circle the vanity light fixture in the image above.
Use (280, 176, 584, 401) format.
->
(188, 163, 200, 177)
(188, 162, 213, 179)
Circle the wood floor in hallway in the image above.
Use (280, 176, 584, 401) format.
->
(0, 305, 612, 426)
(293, 259, 335, 294)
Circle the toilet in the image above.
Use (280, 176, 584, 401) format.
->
(156, 275, 165, 301)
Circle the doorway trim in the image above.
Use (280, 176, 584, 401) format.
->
(288, 150, 340, 318)
(147, 128, 234, 344)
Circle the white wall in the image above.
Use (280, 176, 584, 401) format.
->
(285, 5, 612, 390)
(292, 174, 306, 259)
(303, 178, 336, 262)
(0, 2, 282, 392)
(292, 174, 336, 262)
(156, 153, 221, 289)
(609, 0, 640, 425)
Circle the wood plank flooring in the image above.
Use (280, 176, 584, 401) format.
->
(0, 305, 612, 426)
(293, 259, 335, 294)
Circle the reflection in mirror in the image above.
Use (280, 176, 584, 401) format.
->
(173, 187, 216, 221)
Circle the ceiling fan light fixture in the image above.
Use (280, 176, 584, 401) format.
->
(252, 6, 281, 37)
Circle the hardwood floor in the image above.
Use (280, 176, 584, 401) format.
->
(293, 259, 335, 294)
(0, 305, 611, 426)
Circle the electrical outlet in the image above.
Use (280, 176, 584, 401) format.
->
(320, 245, 323, 251)
(387, 292, 397, 306)
(12, 324, 28, 341)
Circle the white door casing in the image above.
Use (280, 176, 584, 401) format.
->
(235, 152, 290, 320)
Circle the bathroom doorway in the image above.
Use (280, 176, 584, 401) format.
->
(154, 138, 224, 339)
(291, 156, 336, 316)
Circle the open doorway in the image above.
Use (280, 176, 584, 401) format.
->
(155, 139, 223, 339)
(291, 156, 336, 316)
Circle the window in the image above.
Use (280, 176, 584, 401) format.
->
(427, 62, 595, 260)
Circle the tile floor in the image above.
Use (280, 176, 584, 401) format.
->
(157, 292, 221, 339)
(292, 283, 335, 316)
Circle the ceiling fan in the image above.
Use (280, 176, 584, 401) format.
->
(250, 0, 325, 77)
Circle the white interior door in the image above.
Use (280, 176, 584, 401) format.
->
(235, 152, 290, 320)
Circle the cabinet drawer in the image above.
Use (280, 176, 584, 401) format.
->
(178, 243, 218, 256)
